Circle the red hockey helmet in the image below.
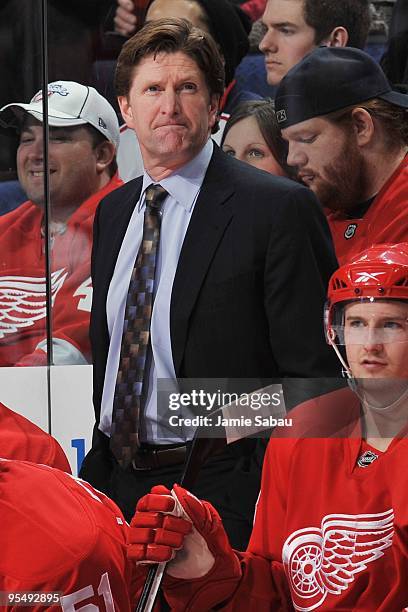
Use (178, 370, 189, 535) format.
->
(325, 243, 408, 346)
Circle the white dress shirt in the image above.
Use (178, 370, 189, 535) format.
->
(99, 139, 213, 443)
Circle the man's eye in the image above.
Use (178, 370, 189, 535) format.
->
(50, 136, 69, 143)
(299, 136, 316, 144)
(146, 85, 160, 93)
(248, 149, 264, 158)
(279, 27, 295, 35)
(181, 83, 197, 92)
(384, 321, 402, 330)
(20, 136, 33, 144)
(349, 320, 364, 329)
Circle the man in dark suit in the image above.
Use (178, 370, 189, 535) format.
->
(80, 17, 339, 548)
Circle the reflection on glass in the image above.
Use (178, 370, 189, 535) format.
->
(0, 82, 120, 366)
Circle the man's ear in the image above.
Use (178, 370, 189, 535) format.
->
(208, 94, 220, 131)
(323, 26, 349, 48)
(351, 107, 375, 147)
(95, 140, 116, 173)
(118, 95, 135, 129)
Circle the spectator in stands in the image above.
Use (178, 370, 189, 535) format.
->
(381, 0, 408, 86)
(0, 81, 121, 366)
(221, 99, 295, 178)
(260, 0, 371, 86)
(274, 46, 408, 265)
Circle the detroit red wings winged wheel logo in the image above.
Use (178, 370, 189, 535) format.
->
(0, 269, 67, 338)
(282, 509, 394, 611)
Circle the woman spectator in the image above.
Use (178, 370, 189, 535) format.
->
(221, 99, 295, 178)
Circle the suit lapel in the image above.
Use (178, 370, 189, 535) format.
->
(96, 178, 143, 305)
(171, 146, 235, 375)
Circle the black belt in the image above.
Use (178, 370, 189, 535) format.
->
(131, 444, 188, 471)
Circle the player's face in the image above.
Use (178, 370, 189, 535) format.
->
(17, 118, 104, 212)
(118, 52, 219, 177)
(344, 301, 408, 379)
(282, 116, 364, 211)
(146, 0, 209, 32)
(222, 115, 286, 176)
(260, 0, 317, 85)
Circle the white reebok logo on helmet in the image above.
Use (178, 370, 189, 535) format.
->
(354, 271, 386, 283)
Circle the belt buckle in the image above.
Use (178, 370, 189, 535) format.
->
(131, 448, 155, 471)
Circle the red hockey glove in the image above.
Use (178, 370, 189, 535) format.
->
(129, 484, 242, 609)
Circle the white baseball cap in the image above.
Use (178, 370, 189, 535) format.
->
(0, 81, 120, 149)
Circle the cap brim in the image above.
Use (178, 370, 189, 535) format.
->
(379, 90, 408, 108)
(0, 102, 88, 128)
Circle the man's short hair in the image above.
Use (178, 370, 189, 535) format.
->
(115, 17, 225, 100)
(304, 0, 371, 49)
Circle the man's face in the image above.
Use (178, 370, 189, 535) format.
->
(260, 0, 316, 85)
(17, 118, 103, 211)
(282, 116, 365, 211)
(118, 52, 219, 174)
(344, 301, 408, 380)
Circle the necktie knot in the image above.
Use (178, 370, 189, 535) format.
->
(145, 184, 168, 212)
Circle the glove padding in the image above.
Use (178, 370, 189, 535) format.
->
(128, 484, 241, 581)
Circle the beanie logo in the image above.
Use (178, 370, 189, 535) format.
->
(276, 109, 287, 123)
(98, 117, 107, 129)
(344, 223, 357, 239)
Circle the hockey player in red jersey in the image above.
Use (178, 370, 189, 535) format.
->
(0, 81, 122, 366)
(127, 243, 408, 611)
(0, 401, 70, 471)
(274, 46, 408, 266)
(0, 458, 135, 611)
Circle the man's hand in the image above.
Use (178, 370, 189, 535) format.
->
(129, 485, 243, 610)
(128, 484, 241, 580)
(114, 0, 138, 37)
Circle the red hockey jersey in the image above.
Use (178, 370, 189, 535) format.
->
(0, 175, 122, 366)
(0, 459, 133, 612)
(0, 401, 70, 471)
(327, 156, 408, 265)
(166, 389, 408, 611)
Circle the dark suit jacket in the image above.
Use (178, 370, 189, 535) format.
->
(82, 144, 340, 486)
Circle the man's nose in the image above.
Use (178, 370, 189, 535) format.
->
(26, 137, 44, 160)
(363, 327, 383, 351)
(286, 142, 306, 168)
(160, 88, 180, 115)
(259, 29, 278, 54)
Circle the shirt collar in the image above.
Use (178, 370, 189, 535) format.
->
(139, 139, 213, 212)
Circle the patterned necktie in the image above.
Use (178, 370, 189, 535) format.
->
(110, 184, 168, 468)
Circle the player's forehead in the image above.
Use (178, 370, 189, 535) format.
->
(263, 0, 307, 27)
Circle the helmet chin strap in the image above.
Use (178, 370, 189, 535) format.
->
(327, 329, 408, 412)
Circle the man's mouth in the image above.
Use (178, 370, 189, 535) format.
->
(29, 170, 56, 177)
(298, 172, 315, 186)
(360, 359, 387, 369)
